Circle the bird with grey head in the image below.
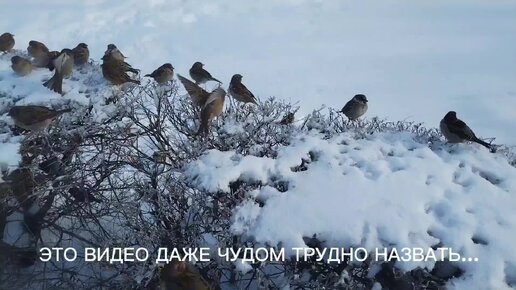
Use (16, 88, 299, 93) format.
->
(341, 94, 368, 121)
(440, 111, 492, 150)
(0, 32, 15, 53)
(189, 62, 222, 85)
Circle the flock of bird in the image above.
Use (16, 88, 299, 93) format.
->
(1, 32, 494, 149)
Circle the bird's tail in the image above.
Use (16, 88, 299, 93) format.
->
(130, 79, 141, 85)
(197, 117, 209, 136)
(56, 108, 72, 114)
(473, 137, 491, 149)
(43, 72, 63, 94)
(211, 77, 222, 84)
(144, 74, 152, 77)
(127, 67, 140, 74)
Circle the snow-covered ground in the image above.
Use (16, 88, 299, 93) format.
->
(1, 0, 515, 144)
(1, 1, 516, 289)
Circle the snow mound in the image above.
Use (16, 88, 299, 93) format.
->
(186, 131, 516, 289)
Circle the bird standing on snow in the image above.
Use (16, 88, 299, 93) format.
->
(43, 49, 74, 94)
(440, 111, 492, 149)
(160, 260, 210, 290)
(27, 40, 50, 67)
(8, 106, 72, 132)
(177, 74, 210, 107)
(101, 53, 140, 85)
(71, 43, 89, 66)
(11, 56, 33, 76)
(198, 88, 226, 135)
(341, 94, 368, 121)
(0, 32, 15, 53)
(145, 63, 174, 85)
(228, 74, 257, 104)
(189, 62, 222, 85)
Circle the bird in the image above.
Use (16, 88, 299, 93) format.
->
(160, 260, 210, 290)
(145, 63, 174, 85)
(27, 40, 50, 67)
(280, 112, 295, 125)
(45, 50, 60, 71)
(71, 43, 89, 66)
(440, 111, 492, 149)
(8, 105, 72, 132)
(341, 94, 368, 121)
(11, 56, 33, 76)
(198, 88, 226, 135)
(189, 62, 222, 85)
(101, 53, 140, 85)
(177, 74, 210, 107)
(228, 74, 257, 104)
(43, 49, 74, 94)
(0, 32, 15, 53)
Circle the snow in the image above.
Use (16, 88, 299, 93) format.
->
(1, 0, 515, 144)
(186, 132, 516, 289)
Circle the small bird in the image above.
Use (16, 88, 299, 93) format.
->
(341, 94, 368, 121)
(45, 51, 60, 70)
(228, 74, 257, 104)
(189, 62, 222, 85)
(11, 56, 33, 76)
(177, 74, 210, 107)
(280, 112, 295, 125)
(101, 53, 140, 85)
(8, 105, 72, 132)
(0, 32, 15, 53)
(160, 260, 210, 290)
(145, 63, 174, 85)
(440, 111, 492, 149)
(43, 49, 74, 94)
(71, 43, 89, 66)
(198, 88, 226, 135)
(27, 40, 50, 67)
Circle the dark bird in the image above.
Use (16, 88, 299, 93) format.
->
(198, 88, 226, 135)
(27, 40, 50, 67)
(189, 62, 221, 85)
(71, 43, 89, 66)
(341, 94, 368, 120)
(280, 112, 295, 125)
(145, 63, 174, 85)
(8, 105, 71, 132)
(440, 111, 492, 149)
(0, 32, 15, 53)
(101, 53, 140, 85)
(228, 74, 257, 104)
(11, 56, 32, 76)
(45, 50, 60, 71)
(43, 49, 74, 94)
(177, 74, 210, 107)
(160, 260, 210, 290)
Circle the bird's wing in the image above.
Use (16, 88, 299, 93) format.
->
(177, 74, 210, 106)
(203, 90, 224, 108)
(448, 119, 476, 140)
(233, 83, 256, 101)
(341, 99, 355, 113)
(15, 107, 58, 125)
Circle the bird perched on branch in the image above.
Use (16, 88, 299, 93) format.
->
(177, 74, 210, 107)
(27, 40, 50, 67)
(11, 56, 32, 76)
(43, 49, 74, 94)
(8, 105, 71, 132)
(103, 44, 139, 74)
(0, 32, 15, 53)
(341, 94, 368, 121)
(71, 43, 89, 66)
(160, 260, 211, 290)
(440, 111, 492, 149)
(198, 88, 226, 135)
(189, 62, 221, 85)
(280, 112, 295, 125)
(101, 52, 140, 85)
(145, 63, 174, 85)
(229, 74, 257, 104)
